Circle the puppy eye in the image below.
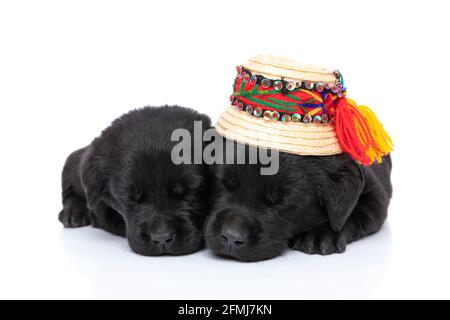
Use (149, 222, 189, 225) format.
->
(129, 192, 145, 203)
(169, 182, 185, 198)
(222, 176, 238, 191)
(128, 186, 145, 203)
(264, 189, 284, 205)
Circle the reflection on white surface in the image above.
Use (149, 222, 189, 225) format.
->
(59, 224, 392, 299)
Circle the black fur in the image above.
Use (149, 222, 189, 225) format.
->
(205, 139, 392, 262)
(59, 106, 212, 256)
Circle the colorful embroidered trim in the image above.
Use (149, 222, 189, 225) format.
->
(231, 97, 329, 124)
(230, 66, 345, 123)
(229, 65, 393, 166)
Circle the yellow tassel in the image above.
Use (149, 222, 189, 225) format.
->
(357, 105, 393, 163)
(333, 97, 393, 165)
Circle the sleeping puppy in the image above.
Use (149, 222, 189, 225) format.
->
(59, 106, 212, 256)
(205, 139, 392, 262)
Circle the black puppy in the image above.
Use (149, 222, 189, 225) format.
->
(206, 140, 392, 261)
(59, 106, 212, 256)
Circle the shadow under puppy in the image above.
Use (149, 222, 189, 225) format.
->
(205, 56, 393, 262)
(59, 106, 212, 256)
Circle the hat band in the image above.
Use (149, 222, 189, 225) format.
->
(232, 97, 329, 124)
(231, 66, 345, 124)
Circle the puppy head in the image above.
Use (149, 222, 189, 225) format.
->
(111, 151, 210, 256)
(206, 143, 363, 262)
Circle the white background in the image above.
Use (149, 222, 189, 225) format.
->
(1, 0, 449, 299)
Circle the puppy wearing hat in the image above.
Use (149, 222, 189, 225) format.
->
(205, 55, 393, 262)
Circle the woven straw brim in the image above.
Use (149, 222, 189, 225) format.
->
(215, 107, 342, 156)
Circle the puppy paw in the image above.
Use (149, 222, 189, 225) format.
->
(291, 227, 347, 255)
(58, 203, 90, 228)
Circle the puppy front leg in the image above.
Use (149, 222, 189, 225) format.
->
(59, 148, 91, 228)
(291, 225, 348, 255)
(90, 203, 126, 237)
(291, 194, 388, 255)
(58, 148, 90, 228)
(59, 193, 91, 228)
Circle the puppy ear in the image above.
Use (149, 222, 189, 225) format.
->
(317, 161, 364, 232)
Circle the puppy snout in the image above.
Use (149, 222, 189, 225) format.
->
(205, 210, 256, 258)
(138, 221, 174, 248)
(150, 232, 174, 245)
(221, 228, 247, 248)
(206, 207, 288, 261)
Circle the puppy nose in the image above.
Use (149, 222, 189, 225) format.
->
(221, 229, 246, 248)
(150, 232, 174, 245)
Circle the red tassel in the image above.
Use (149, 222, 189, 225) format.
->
(334, 98, 374, 166)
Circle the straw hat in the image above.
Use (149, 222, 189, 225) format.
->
(215, 55, 393, 166)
